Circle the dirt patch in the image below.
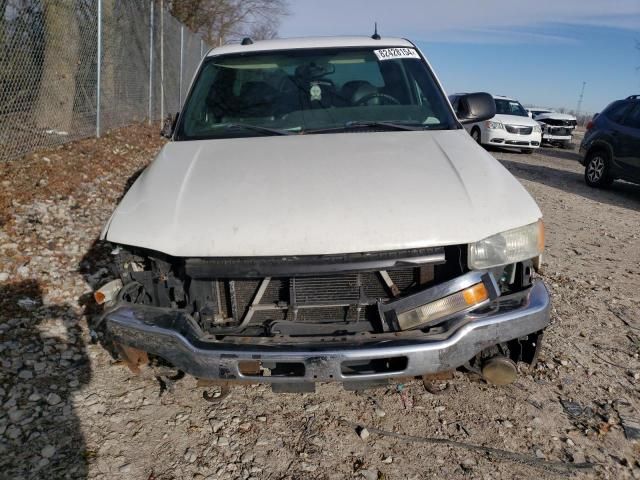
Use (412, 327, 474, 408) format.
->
(1, 131, 639, 479)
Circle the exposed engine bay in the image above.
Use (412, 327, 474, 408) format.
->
(104, 244, 534, 339)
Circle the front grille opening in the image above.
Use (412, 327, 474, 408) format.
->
(238, 360, 305, 377)
(341, 357, 408, 376)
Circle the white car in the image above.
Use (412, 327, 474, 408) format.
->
(450, 94, 542, 153)
(96, 36, 549, 392)
(529, 108, 577, 148)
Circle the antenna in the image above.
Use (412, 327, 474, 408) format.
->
(371, 22, 381, 40)
(576, 81, 586, 117)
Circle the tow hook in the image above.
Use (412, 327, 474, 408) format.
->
(481, 356, 518, 385)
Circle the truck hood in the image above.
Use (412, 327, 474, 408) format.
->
(534, 112, 577, 121)
(493, 114, 540, 126)
(103, 130, 542, 257)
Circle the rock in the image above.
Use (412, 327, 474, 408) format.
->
(18, 370, 33, 380)
(255, 437, 269, 447)
(434, 406, 446, 413)
(358, 427, 370, 440)
(382, 456, 393, 464)
(17, 297, 38, 310)
(566, 438, 575, 447)
(304, 404, 319, 413)
(359, 469, 378, 480)
(40, 445, 56, 459)
(46, 393, 61, 406)
(502, 420, 513, 429)
(217, 436, 229, 446)
(461, 457, 477, 468)
(571, 451, 586, 464)
(211, 420, 224, 433)
(375, 408, 386, 418)
(184, 448, 197, 463)
(301, 462, 317, 472)
(5, 426, 21, 439)
(8, 410, 25, 423)
(615, 400, 640, 440)
(535, 449, 546, 459)
(256, 416, 267, 422)
(0, 272, 9, 282)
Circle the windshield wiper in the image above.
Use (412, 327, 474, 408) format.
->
(216, 123, 296, 136)
(305, 121, 425, 134)
(346, 121, 424, 131)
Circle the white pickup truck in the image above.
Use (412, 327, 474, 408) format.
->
(96, 36, 550, 393)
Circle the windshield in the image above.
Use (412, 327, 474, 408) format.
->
(495, 99, 528, 117)
(176, 47, 457, 140)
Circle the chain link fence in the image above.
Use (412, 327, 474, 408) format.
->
(0, 0, 208, 161)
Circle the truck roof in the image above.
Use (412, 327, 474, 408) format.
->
(206, 36, 415, 56)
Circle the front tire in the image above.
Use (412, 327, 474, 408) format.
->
(584, 151, 614, 188)
(471, 127, 481, 145)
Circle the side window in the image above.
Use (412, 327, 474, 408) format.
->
(621, 103, 640, 129)
(606, 102, 632, 124)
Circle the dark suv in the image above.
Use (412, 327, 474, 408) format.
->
(580, 95, 640, 187)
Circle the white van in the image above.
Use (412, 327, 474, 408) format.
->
(451, 94, 542, 153)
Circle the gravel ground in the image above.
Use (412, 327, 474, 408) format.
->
(1, 126, 639, 480)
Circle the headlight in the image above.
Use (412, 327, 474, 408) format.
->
(485, 120, 504, 130)
(468, 220, 544, 270)
(396, 282, 490, 330)
(533, 125, 542, 133)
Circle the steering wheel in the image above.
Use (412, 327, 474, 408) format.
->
(355, 92, 401, 106)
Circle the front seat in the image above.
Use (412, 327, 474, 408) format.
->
(341, 81, 377, 105)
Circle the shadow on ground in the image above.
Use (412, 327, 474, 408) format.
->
(499, 158, 640, 212)
(535, 147, 582, 162)
(0, 281, 91, 479)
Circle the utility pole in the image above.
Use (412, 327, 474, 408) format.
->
(576, 81, 586, 117)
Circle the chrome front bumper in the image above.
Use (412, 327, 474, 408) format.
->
(104, 280, 550, 384)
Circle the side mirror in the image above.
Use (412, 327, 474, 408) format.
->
(455, 92, 496, 125)
(161, 113, 179, 139)
(528, 111, 533, 118)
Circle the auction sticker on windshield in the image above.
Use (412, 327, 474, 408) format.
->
(374, 48, 420, 61)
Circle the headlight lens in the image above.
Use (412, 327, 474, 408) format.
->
(468, 220, 544, 270)
(396, 282, 489, 330)
(485, 120, 504, 130)
(533, 125, 542, 133)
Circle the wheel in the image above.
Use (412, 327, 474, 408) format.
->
(521, 149, 534, 154)
(584, 150, 614, 187)
(471, 127, 481, 144)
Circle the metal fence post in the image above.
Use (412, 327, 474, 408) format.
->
(96, 0, 102, 137)
(160, 0, 164, 122)
(179, 26, 184, 107)
(148, 0, 154, 124)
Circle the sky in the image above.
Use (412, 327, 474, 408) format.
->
(279, 0, 640, 114)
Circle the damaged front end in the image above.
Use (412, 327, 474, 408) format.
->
(96, 244, 549, 390)
(536, 116, 578, 147)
